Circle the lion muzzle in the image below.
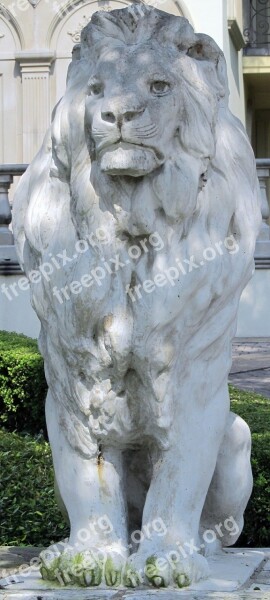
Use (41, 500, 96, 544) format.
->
(99, 142, 164, 177)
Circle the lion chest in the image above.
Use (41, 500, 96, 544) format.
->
(38, 234, 220, 387)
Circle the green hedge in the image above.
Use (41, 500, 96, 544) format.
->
(0, 331, 47, 434)
(230, 386, 270, 548)
(0, 429, 68, 546)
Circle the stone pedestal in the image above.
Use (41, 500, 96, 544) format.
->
(0, 550, 268, 599)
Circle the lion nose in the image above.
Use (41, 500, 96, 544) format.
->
(101, 102, 145, 125)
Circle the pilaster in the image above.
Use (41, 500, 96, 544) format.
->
(15, 51, 55, 162)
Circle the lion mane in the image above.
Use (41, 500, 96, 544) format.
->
(13, 7, 261, 459)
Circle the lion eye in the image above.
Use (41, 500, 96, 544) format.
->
(150, 81, 170, 95)
(89, 82, 103, 96)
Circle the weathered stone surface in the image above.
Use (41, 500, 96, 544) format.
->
(12, 4, 262, 591)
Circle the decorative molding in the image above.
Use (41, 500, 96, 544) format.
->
(15, 51, 56, 68)
(67, 15, 91, 44)
(228, 18, 245, 51)
(0, 6, 25, 49)
(47, 0, 128, 48)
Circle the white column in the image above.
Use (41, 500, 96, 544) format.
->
(15, 52, 55, 162)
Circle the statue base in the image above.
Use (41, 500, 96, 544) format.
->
(1, 549, 268, 599)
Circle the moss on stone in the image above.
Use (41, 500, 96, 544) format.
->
(104, 557, 122, 586)
(174, 572, 191, 588)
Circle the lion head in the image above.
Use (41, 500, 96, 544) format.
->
(13, 7, 261, 454)
(83, 10, 224, 180)
(14, 6, 260, 242)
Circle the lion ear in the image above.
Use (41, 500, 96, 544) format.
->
(186, 34, 228, 101)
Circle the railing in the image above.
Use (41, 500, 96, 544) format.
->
(255, 159, 270, 267)
(0, 165, 27, 274)
(0, 160, 270, 273)
(243, 0, 270, 55)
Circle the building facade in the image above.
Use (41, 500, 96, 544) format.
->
(0, 0, 269, 337)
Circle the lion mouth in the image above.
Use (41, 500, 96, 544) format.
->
(98, 141, 164, 177)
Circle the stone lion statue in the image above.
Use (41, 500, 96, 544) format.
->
(13, 5, 261, 590)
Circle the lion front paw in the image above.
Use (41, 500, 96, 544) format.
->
(40, 540, 68, 582)
(40, 543, 127, 587)
(125, 548, 210, 589)
(172, 553, 210, 588)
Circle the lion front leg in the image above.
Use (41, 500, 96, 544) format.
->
(40, 391, 128, 587)
(125, 381, 230, 589)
